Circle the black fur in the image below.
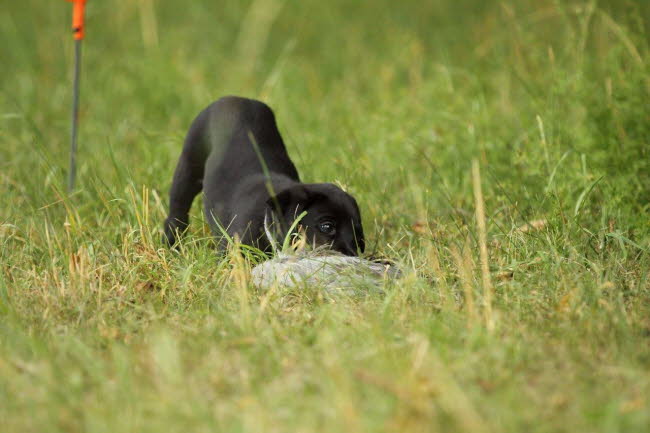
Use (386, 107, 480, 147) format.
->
(163, 96, 365, 255)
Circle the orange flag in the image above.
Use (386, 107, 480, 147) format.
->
(66, 0, 87, 40)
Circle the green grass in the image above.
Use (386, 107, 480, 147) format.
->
(1, 0, 649, 431)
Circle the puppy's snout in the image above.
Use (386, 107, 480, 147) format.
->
(336, 239, 362, 256)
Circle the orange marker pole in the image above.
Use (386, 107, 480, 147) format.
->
(66, 0, 87, 192)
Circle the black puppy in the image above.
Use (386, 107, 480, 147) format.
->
(163, 96, 365, 255)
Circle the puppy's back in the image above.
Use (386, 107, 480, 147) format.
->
(198, 96, 298, 179)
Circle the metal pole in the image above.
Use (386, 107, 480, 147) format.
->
(66, 0, 86, 192)
(68, 38, 82, 192)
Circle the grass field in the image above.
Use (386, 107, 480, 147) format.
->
(1, 1, 649, 431)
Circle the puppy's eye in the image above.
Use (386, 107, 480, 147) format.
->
(318, 221, 336, 235)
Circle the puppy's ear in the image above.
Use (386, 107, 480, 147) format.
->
(266, 185, 309, 221)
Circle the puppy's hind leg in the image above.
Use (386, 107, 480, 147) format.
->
(163, 118, 209, 246)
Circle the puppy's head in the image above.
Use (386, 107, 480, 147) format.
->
(267, 183, 365, 256)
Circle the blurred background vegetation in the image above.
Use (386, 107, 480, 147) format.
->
(2, 0, 648, 229)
